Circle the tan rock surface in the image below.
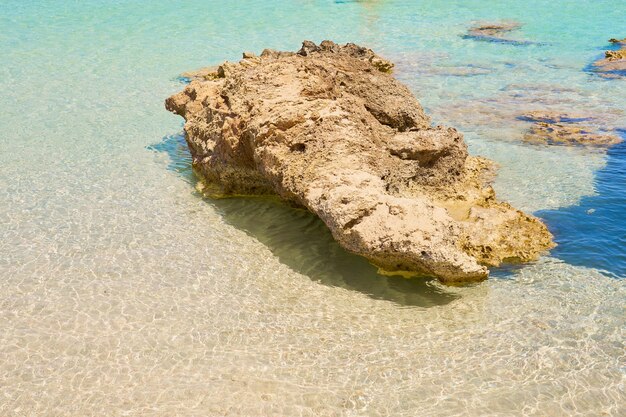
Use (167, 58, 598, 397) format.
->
(166, 41, 554, 283)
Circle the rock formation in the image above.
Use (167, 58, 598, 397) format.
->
(166, 41, 554, 283)
(592, 37, 626, 79)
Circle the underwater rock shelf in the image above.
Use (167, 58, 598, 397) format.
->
(519, 111, 622, 146)
(165, 40, 554, 283)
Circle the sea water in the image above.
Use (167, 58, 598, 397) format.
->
(0, 1, 624, 415)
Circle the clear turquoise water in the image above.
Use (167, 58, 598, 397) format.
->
(1, 1, 625, 415)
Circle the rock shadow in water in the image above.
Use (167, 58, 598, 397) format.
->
(149, 133, 461, 307)
(461, 34, 535, 46)
(536, 132, 626, 278)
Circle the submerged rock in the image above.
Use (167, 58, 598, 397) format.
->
(524, 122, 622, 146)
(520, 111, 622, 147)
(463, 21, 531, 45)
(165, 40, 554, 283)
(469, 21, 521, 37)
(591, 37, 626, 79)
(179, 66, 219, 82)
(518, 111, 592, 124)
(436, 87, 624, 148)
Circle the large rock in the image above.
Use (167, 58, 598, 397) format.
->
(165, 40, 554, 283)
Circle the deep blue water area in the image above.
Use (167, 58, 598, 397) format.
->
(538, 132, 626, 278)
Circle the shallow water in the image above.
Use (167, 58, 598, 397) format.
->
(1, 1, 625, 416)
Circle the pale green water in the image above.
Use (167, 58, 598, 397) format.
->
(0, 1, 625, 416)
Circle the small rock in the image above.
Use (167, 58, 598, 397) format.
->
(605, 49, 626, 61)
(591, 37, 626, 79)
(469, 21, 521, 37)
(524, 122, 622, 147)
(179, 66, 220, 82)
